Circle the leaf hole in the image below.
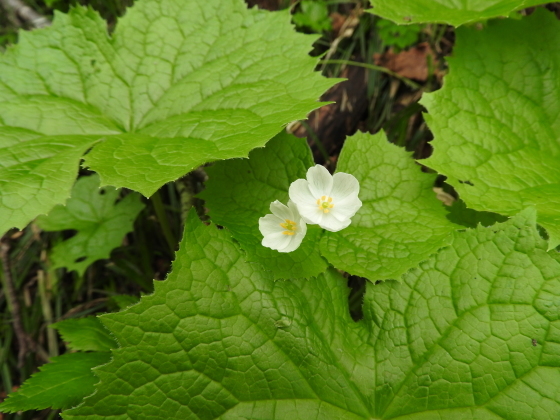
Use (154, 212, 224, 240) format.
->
(74, 256, 88, 263)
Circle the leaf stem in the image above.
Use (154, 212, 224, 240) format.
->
(151, 190, 176, 253)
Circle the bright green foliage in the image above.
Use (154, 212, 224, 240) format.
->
(0, 130, 99, 239)
(0, 0, 337, 237)
(51, 316, 117, 352)
(0, 352, 111, 412)
(292, 0, 332, 32)
(368, 0, 547, 26)
(376, 18, 423, 50)
(36, 174, 144, 275)
(63, 209, 560, 419)
(422, 9, 560, 249)
(367, 208, 560, 418)
(64, 213, 369, 419)
(201, 131, 328, 280)
(321, 131, 457, 281)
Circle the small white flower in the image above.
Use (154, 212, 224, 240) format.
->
(289, 164, 362, 232)
(259, 200, 307, 253)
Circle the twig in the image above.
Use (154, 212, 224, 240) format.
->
(56, 297, 109, 321)
(0, 0, 50, 29)
(0, 240, 32, 370)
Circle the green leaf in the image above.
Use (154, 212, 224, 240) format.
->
(51, 317, 117, 352)
(36, 174, 144, 275)
(321, 131, 457, 281)
(368, 0, 548, 26)
(64, 208, 560, 419)
(64, 213, 370, 419)
(200, 131, 328, 280)
(0, 0, 337, 236)
(292, 0, 332, 32)
(0, 129, 100, 237)
(0, 352, 111, 412)
(422, 9, 560, 249)
(376, 18, 423, 50)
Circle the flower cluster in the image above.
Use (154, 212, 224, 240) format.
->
(259, 165, 362, 252)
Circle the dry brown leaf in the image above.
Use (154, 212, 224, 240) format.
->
(374, 42, 438, 81)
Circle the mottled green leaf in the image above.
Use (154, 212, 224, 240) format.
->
(321, 131, 458, 281)
(64, 209, 560, 419)
(200, 131, 328, 280)
(36, 174, 144, 275)
(368, 0, 548, 26)
(51, 317, 117, 352)
(422, 9, 560, 249)
(64, 213, 369, 419)
(0, 352, 110, 412)
(0, 0, 337, 236)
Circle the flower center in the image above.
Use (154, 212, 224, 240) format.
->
(279, 219, 297, 235)
(316, 196, 334, 213)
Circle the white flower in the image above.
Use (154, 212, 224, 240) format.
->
(289, 164, 361, 232)
(259, 200, 307, 253)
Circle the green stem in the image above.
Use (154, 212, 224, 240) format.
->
(318, 59, 422, 89)
(151, 190, 176, 253)
(37, 269, 58, 358)
(299, 120, 331, 163)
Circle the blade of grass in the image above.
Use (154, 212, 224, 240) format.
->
(319, 59, 421, 89)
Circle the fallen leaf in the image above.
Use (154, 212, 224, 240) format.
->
(374, 42, 438, 81)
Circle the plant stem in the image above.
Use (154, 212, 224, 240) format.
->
(38, 267, 58, 358)
(151, 190, 176, 253)
(299, 120, 331, 164)
(318, 59, 421, 89)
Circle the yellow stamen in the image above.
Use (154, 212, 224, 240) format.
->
(317, 196, 335, 213)
(279, 219, 297, 235)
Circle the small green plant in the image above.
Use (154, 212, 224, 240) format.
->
(292, 0, 332, 32)
(376, 17, 423, 50)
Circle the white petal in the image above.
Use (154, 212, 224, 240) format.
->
(278, 232, 304, 253)
(318, 214, 352, 232)
(306, 165, 333, 198)
(298, 204, 324, 225)
(262, 231, 292, 250)
(289, 180, 324, 225)
(269, 200, 295, 221)
(331, 196, 362, 221)
(331, 172, 360, 204)
(259, 214, 283, 236)
(289, 179, 314, 205)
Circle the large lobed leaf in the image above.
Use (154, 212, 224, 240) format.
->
(0, 0, 337, 236)
(200, 131, 328, 280)
(64, 208, 560, 419)
(36, 174, 144, 275)
(368, 0, 548, 26)
(321, 131, 459, 281)
(422, 9, 560, 249)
